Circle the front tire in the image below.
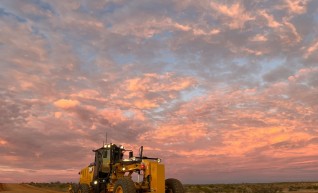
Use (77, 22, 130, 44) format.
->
(69, 184, 79, 193)
(113, 178, 136, 193)
(78, 184, 90, 193)
(165, 178, 184, 193)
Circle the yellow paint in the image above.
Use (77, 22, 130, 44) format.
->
(79, 166, 94, 185)
(144, 160, 165, 193)
(77, 158, 166, 193)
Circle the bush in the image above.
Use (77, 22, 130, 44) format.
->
(184, 183, 285, 193)
(288, 186, 301, 191)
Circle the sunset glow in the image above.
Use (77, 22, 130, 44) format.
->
(0, 0, 318, 184)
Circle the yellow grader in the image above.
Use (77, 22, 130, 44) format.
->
(69, 143, 184, 193)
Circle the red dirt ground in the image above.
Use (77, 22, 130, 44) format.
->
(0, 183, 66, 193)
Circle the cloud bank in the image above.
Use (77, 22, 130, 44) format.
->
(0, 0, 318, 183)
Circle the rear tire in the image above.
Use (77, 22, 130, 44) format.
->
(78, 184, 90, 193)
(165, 178, 184, 193)
(113, 178, 136, 193)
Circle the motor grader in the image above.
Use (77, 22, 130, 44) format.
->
(70, 143, 184, 193)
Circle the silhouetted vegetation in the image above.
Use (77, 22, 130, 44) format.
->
(26, 181, 74, 192)
(184, 182, 318, 193)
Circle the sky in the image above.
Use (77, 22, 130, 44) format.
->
(0, 0, 318, 184)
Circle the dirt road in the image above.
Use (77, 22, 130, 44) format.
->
(0, 183, 66, 193)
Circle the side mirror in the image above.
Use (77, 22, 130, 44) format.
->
(129, 151, 133, 158)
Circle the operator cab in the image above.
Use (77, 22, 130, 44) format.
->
(90, 144, 126, 193)
(93, 143, 125, 182)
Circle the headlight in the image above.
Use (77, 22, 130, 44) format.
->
(122, 167, 126, 171)
(93, 180, 98, 185)
(120, 145, 125, 149)
(157, 158, 161, 163)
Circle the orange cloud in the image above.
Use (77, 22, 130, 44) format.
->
(72, 89, 101, 99)
(53, 99, 80, 109)
(125, 73, 195, 92)
(133, 100, 159, 109)
(0, 139, 7, 145)
(54, 112, 62, 118)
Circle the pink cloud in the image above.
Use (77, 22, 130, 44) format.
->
(258, 10, 281, 28)
(174, 23, 191, 32)
(288, 67, 318, 82)
(281, 18, 302, 44)
(1, 0, 318, 184)
(141, 122, 208, 144)
(210, 2, 254, 29)
(139, 67, 318, 166)
(250, 34, 268, 42)
(283, 0, 309, 14)
(304, 40, 318, 58)
(114, 73, 196, 109)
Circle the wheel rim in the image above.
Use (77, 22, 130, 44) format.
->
(115, 186, 123, 193)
